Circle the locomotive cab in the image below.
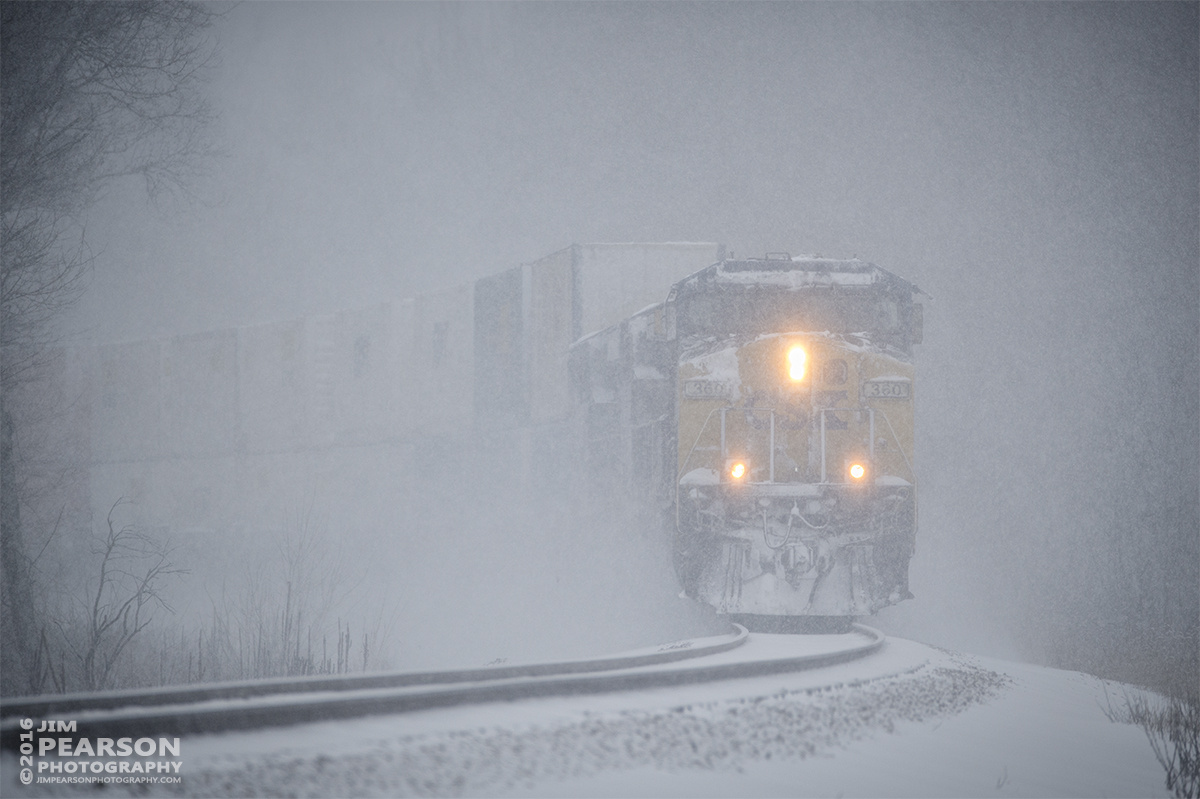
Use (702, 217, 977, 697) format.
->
(669, 255, 925, 621)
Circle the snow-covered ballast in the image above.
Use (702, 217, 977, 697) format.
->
(668, 255, 926, 620)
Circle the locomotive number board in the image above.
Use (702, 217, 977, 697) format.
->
(861, 380, 910, 399)
(684, 380, 733, 399)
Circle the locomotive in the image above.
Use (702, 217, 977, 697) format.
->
(572, 253, 925, 627)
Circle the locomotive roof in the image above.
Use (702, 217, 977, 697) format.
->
(670, 254, 927, 298)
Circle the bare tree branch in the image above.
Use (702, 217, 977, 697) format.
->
(1, 1, 216, 697)
(56, 498, 189, 691)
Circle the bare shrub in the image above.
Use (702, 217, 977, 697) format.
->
(150, 503, 394, 684)
(32, 498, 397, 691)
(1105, 687, 1200, 798)
(46, 499, 185, 691)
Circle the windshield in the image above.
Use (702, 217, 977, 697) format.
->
(675, 285, 913, 353)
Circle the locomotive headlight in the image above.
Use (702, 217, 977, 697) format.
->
(729, 461, 747, 481)
(787, 345, 806, 381)
(849, 463, 866, 481)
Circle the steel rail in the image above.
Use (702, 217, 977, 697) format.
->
(1, 626, 748, 724)
(0, 624, 884, 751)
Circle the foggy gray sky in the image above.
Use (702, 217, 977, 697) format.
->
(53, 2, 1198, 681)
(66, 2, 1196, 342)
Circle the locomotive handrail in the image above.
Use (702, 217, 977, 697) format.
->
(721, 406, 780, 481)
(676, 405, 731, 483)
(677, 405, 912, 489)
(873, 408, 915, 480)
(675, 404, 780, 490)
(819, 407, 875, 483)
(676, 404, 733, 530)
(817, 407, 913, 484)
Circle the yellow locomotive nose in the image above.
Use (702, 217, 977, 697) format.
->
(787, 345, 806, 380)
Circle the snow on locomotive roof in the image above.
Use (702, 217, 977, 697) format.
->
(672, 254, 927, 298)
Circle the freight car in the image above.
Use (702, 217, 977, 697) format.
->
(571, 254, 925, 627)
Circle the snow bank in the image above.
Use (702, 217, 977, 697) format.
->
(2, 639, 1169, 798)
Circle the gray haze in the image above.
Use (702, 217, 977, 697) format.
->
(50, 3, 1198, 688)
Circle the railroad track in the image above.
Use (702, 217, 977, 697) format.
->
(1, 624, 883, 750)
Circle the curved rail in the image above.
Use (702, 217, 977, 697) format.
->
(0, 624, 883, 750)
(1, 626, 749, 722)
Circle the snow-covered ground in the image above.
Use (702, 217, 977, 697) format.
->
(5, 635, 1169, 798)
